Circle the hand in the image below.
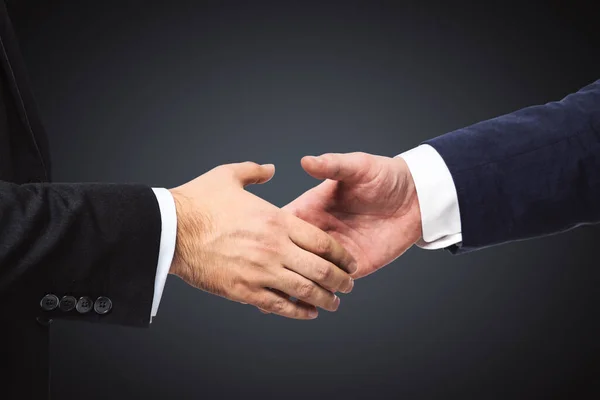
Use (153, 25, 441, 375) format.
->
(168, 162, 356, 319)
(284, 153, 422, 279)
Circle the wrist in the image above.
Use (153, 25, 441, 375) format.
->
(406, 172, 423, 243)
(393, 157, 423, 244)
(168, 188, 191, 279)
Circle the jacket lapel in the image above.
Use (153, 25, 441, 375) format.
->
(0, 0, 51, 182)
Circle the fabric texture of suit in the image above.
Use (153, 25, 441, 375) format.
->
(426, 79, 600, 253)
(0, 2, 163, 398)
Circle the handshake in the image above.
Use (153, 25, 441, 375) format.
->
(168, 152, 423, 319)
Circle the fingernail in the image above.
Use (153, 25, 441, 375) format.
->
(349, 262, 358, 274)
(309, 309, 318, 319)
(340, 279, 354, 294)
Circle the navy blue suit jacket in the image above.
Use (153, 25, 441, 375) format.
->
(426, 79, 600, 253)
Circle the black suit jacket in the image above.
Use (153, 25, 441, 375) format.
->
(425, 79, 600, 253)
(0, 3, 163, 398)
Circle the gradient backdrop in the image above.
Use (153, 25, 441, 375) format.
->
(6, 1, 600, 399)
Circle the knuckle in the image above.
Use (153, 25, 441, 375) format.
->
(251, 240, 278, 259)
(240, 161, 261, 176)
(296, 282, 316, 299)
(352, 151, 369, 161)
(210, 164, 226, 173)
(314, 264, 333, 282)
(252, 236, 284, 262)
(241, 161, 259, 168)
(213, 165, 235, 180)
(264, 211, 284, 229)
(255, 300, 268, 310)
(254, 296, 271, 310)
(230, 273, 251, 292)
(213, 163, 232, 175)
(315, 236, 332, 255)
(271, 297, 287, 313)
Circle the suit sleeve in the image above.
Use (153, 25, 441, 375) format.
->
(0, 181, 162, 326)
(424, 79, 600, 253)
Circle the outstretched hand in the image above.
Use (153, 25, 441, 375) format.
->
(169, 161, 356, 319)
(284, 153, 423, 279)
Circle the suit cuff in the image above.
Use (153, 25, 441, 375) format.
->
(150, 188, 177, 321)
(398, 144, 462, 249)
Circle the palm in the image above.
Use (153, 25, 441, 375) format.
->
(284, 153, 422, 279)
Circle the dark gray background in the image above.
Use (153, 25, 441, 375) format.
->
(7, 1, 600, 398)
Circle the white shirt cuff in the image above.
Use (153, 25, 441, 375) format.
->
(397, 144, 462, 249)
(150, 188, 177, 321)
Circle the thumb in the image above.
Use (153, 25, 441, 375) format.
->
(301, 153, 365, 182)
(230, 162, 275, 187)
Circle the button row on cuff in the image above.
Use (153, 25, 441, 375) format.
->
(40, 294, 112, 315)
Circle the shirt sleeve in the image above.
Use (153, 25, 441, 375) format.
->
(397, 144, 463, 249)
(150, 188, 177, 321)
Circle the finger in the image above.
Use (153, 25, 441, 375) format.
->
(284, 246, 354, 293)
(252, 289, 318, 320)
(301, 153, 366, 182)
(257, 290, 313, 316)
(268, 270, 341, 312)
(285, 214, 357, 275)
(258, 288, 288, 315)
(229, 162, 275, 187)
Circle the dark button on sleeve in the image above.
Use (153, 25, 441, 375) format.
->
(76, 296, 93, 314)
(94, 296, 112, 315)
(59, 296, 77, 312)
(40, 294, 59, 311)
